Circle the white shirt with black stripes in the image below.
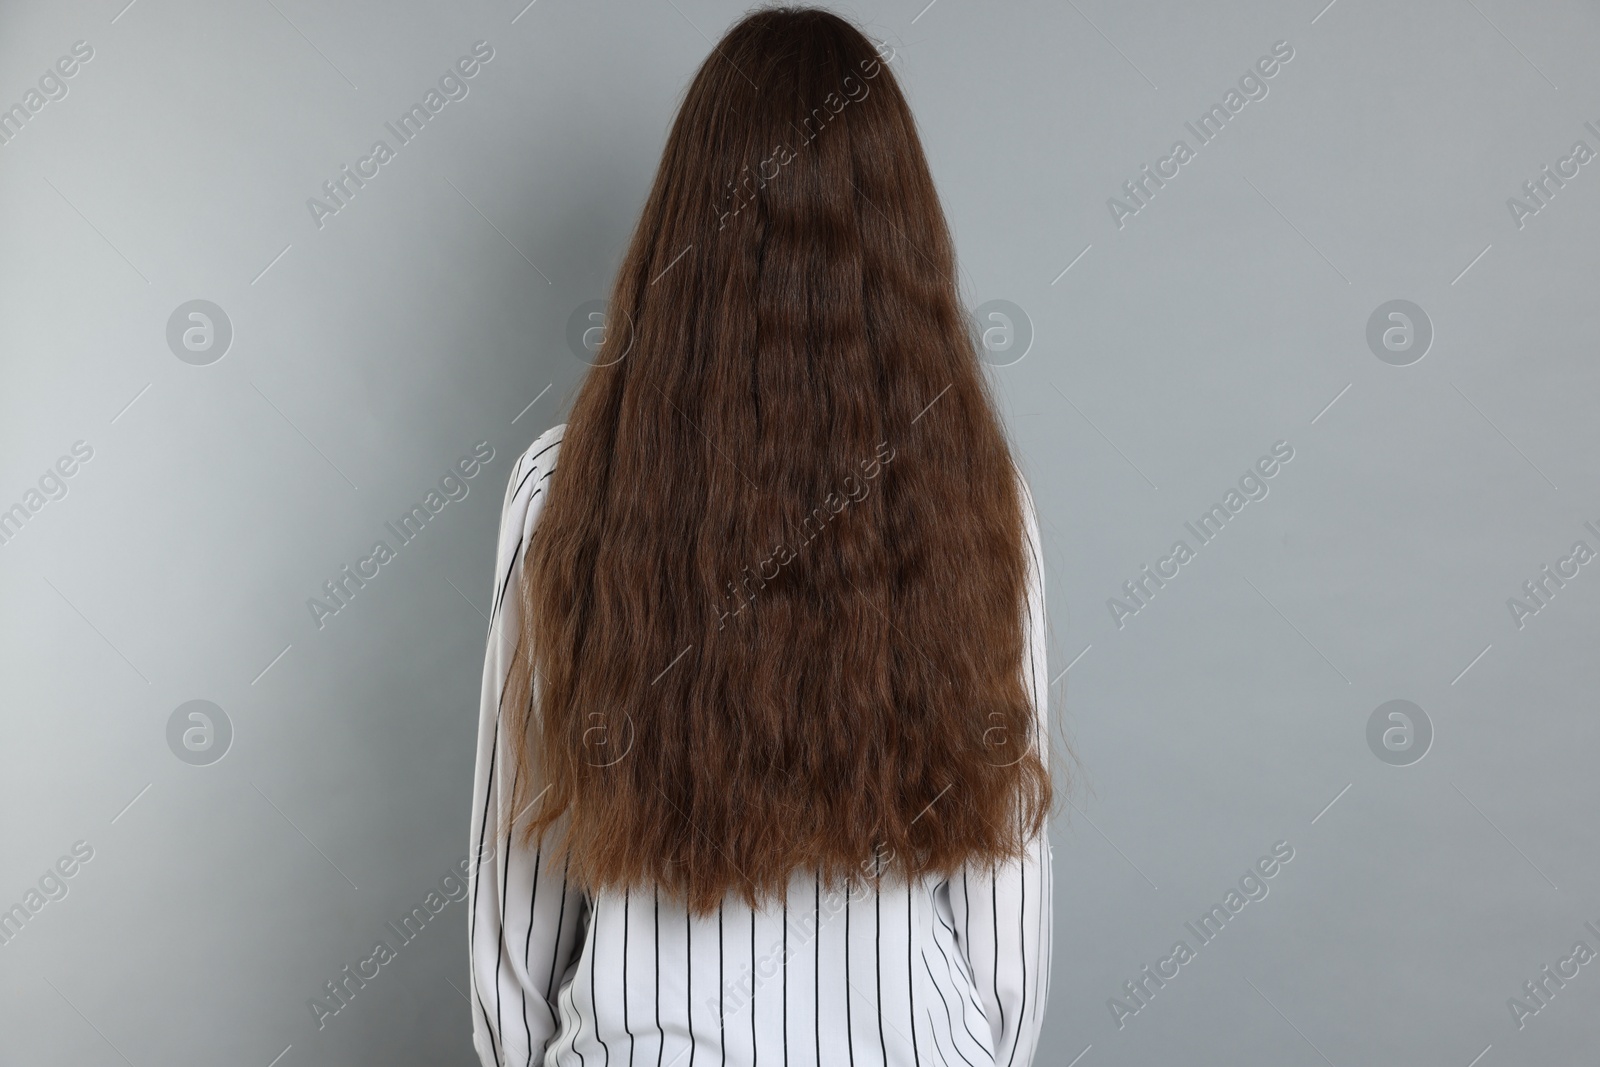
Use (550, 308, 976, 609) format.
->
(468, 423, 1053, 1067)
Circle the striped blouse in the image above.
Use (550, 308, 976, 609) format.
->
(468, 423, 1053, 1067)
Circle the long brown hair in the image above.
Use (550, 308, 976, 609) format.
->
(501, 5, 1053, 916)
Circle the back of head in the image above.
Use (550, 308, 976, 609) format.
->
(503, 5, 1051, 916)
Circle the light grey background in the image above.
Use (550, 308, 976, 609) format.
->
(2, 0, 1597, 1064)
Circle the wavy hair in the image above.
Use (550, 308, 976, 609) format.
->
(500, 5, 1054, 916)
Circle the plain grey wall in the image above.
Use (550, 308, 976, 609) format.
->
(3, 0, 1598, 1064)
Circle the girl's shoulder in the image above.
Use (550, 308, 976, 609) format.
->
(510, 422, 566, 485)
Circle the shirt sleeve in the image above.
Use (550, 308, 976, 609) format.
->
(942, 470, 1054, 1066)
(467, 426, 589, 1067)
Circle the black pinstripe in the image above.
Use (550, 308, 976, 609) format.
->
(468, 427, 1053, 1066)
